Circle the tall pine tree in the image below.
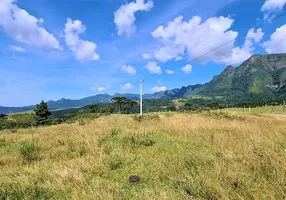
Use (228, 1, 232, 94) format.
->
(34, 101, 51, 125)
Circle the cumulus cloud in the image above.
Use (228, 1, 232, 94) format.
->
(121, 83, 134, 90)
(263, 24, 286, 53)
(181, 64, 192, 74)
(0, 0, 61, 50)
(142, 53, 151, 59)
(151, 86, 167, 92)
(98, 87, 105, 92)
(121, 65, 136, 75)
(10, 45, 26, 52)
(114, 0, 153, 37)
(261, 0, 286, 20)
(165, 69, 174, 74)
(246, 28, 264, 43)
(151, 16, 263, 65)
(91, 86, 106, 92)
(64, 18, 100, 61)
(145, 61, 162, 74)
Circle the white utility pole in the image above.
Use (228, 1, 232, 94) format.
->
(140, 78, 143, 116)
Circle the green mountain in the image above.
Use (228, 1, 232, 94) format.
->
(1, 53, 286, 114)
(196, 54, 286, 102)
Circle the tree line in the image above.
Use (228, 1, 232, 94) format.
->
(1, 97, 286, 131)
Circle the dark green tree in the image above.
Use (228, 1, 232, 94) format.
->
(0, 114, 7, 119)
(125, 100, 138, 113)
(34, 100, 51, 125)
(112, 97, 127, 113)
(100, 105, 115, 113)
(85, 104, 98, 113)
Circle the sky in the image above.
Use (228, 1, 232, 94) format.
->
(0, 0, 286, 106)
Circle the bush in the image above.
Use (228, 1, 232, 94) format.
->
(111, 128, 120, 137)
(20, 142, 38, 163)
(0, 119, 17, 130)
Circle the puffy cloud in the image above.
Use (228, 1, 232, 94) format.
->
(262, 24, 286, 53)
(97, 87, 105, 92)
(121, 83, 134, 90)
(142, 53, 151, 59)
(0, 0, 61, 50)
(165, 69, 174, 74)
(64, 18, 99, 61)
(121, 65, 136, 75)
(145, 61, 162, 74)
(10, 45, 26, 52)
(91, 86, 106, 92)
(181, 64, 192, 74)
(151, 16, 264, 65)
(246, 28, 264, 43)
(151, 86, 167, 92)
(261, 0, 286, 20)
(114, 0, 153, 37)
(218, 28, 265, 65)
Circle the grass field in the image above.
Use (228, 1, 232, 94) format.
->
(1, 112, 286, 199)
(222, 105, 286, 115)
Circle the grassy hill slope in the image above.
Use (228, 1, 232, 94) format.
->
(197, 54, 286, 101)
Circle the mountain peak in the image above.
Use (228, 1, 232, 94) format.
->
(226, 65, 234, 71)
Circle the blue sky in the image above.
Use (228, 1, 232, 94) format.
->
(0, 0, 286, 106)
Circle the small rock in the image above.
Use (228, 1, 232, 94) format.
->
(129, 175, 140, 183)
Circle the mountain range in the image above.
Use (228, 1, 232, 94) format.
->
(1, 53, 286, 114)
(196, 53, 286, 101)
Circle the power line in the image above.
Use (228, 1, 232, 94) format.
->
(191, 11, 286, 62)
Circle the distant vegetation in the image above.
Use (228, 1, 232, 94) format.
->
(1, 97, 286, 131)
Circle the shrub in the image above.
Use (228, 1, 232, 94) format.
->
(109, 155, 123, 170)
(111, 128, 120, 137)
(20, 142, 38, 163)
(78, 118, 86, 126)
(122, 132, 156, 148)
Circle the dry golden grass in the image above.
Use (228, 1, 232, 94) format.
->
(0, 112, 286, 199)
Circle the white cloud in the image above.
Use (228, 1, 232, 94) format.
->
(98, 87, 105, 92)
(10, 45, 26, 52)
(262, 24, 286, 53)
(151, 86, 167, 92)
(0, 0, 61, 50)
(246, 28, 264, 43)
(261, 0, 286, 20)
(121, 65, 136, 75)
(181, 64, 192, 74)
(151, 16, 264, 65)
(114, 0, 153, 37)
(175, 56, 183, 61)
(64, 18, 100, 61)
(121, 83, 134, 90)
(145, 61, 162, 74)
(142, 53, 151, 59)
(165, 69, 174, 74)
(91, 86, 106, 92)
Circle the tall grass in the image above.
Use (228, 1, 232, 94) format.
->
(0, 113, 286, 199)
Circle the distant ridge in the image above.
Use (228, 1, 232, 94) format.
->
(1, 53, 286, 114)
(0, 84, 203, 114)
(196, 53, 286, 101)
